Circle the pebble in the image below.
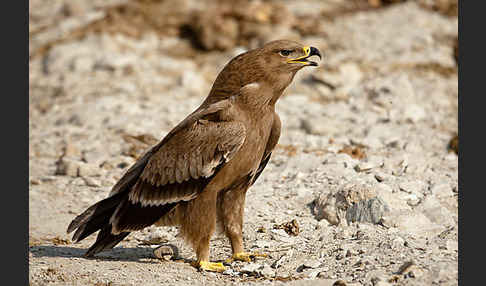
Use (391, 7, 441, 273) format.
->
(391, 236, 405, 249)
(303, 259, 322, 269)
(374, 280, 393, 286)
(387, 210, 442, 236)
(354, 163, 375, 173)
(398, 181, 426, 194)
(300, 118, 340, 136)
(56, 158, 80, 177)
(395, 260, 415, 275)
(374, 173, 386, 182)
(240, 263, 262, 273)
(405, 194, 421, 206)
(77, 162, 101, 177)
(83, 177, 101, 187)
(40, 176, 57, 183)
(142, 230, 169, 245)
(446, 240, 458, 252)
(271, 229, 289, 238)
(415, 196, 455, 226)
(403, 104, 426, 123)
(259, 264, 275, 277)
(222, 268, 240, 276)
(252, 240, 272, 249)
(63, 142, 82, 158)
(271, 254, 288, 269)
(306, 269, 322, 279)
(153, 245, 176, 261)
(431, 183, 453, 198)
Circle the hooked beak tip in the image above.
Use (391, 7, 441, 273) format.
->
(309, 46, 322, 60)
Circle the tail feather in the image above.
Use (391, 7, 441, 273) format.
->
(67, 150, 155, 257)
(84, 226, 130, 257)
(72, 210, 111, 242)
(67, 191, 131, 257)
(67, 192, 124, 236)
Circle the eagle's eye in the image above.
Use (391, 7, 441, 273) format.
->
(279, 50, 293, 57)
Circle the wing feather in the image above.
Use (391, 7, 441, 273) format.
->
(127, 113, 245, 207)
(106, 98, 245, 233)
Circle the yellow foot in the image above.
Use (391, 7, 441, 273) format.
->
(225, 252, 268, 263)
(191, 260, 226, 272)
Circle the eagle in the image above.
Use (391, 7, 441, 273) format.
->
(67, 40, 321, 272)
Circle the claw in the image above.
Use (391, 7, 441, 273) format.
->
(192, 260, 226, 272)
(225, 252, 268, 263)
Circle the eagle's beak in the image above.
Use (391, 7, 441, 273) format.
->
(287, 46, 322, 66)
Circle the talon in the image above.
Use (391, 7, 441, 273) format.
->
(227, 252, 268, 263)
(192, 260, 226, 272)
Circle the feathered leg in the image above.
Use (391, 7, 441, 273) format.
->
(220, 187, 267, 262)
(180, 190, 225, 272)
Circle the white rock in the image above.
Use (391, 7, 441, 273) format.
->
(241, 263, 261, 273)
(403, 104, 426, 123)
(71, 55, 96, 73)
(143, 231, 169, 245)
(415, 196, 455, 226)
(392, 236, 405, 248)
(387, 210, 442, 237)
(354, 162, 376, 173)
(271, 229, 289, 237)
(56, 158, 80, 177)
(83, 177, 101, 187)
(258, 264, 275, 278)
(303, 259, 322, 269)
(78, 162, 101, 177)
(300, 117, 340, 136)
(252, 240, 273, 249)
(375, 280, 393, 286)
(431, 183, 453, 198)
(398, 181, 426, 195)
(82, 149, 110, 167)
(222, 269, 239, 276)
(446, 240, 458, 252)
(306, 269, 322, 279)
(406, 195, 421, 207)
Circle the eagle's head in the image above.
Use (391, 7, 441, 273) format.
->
(257, 39, 322, 72)
(208, 39, 322, 104)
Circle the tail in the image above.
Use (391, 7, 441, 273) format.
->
(66, 192, 130, 257)
(84, 226, 130, 257)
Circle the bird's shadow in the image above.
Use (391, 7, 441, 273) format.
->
(29, 243, 182, 264)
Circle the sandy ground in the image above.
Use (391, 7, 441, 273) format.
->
(29, 0, 458, 285)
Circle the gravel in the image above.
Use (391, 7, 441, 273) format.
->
(29, 0, 457, 285)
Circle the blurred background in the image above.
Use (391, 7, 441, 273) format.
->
(29, 0, 458, 160)
(29, 1, 458, 284)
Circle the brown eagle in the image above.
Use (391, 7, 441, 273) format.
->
(67, 40, 321, 272)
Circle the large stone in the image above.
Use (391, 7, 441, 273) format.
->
(345, 197, 389, 224)
(313, 181, 386, 226)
